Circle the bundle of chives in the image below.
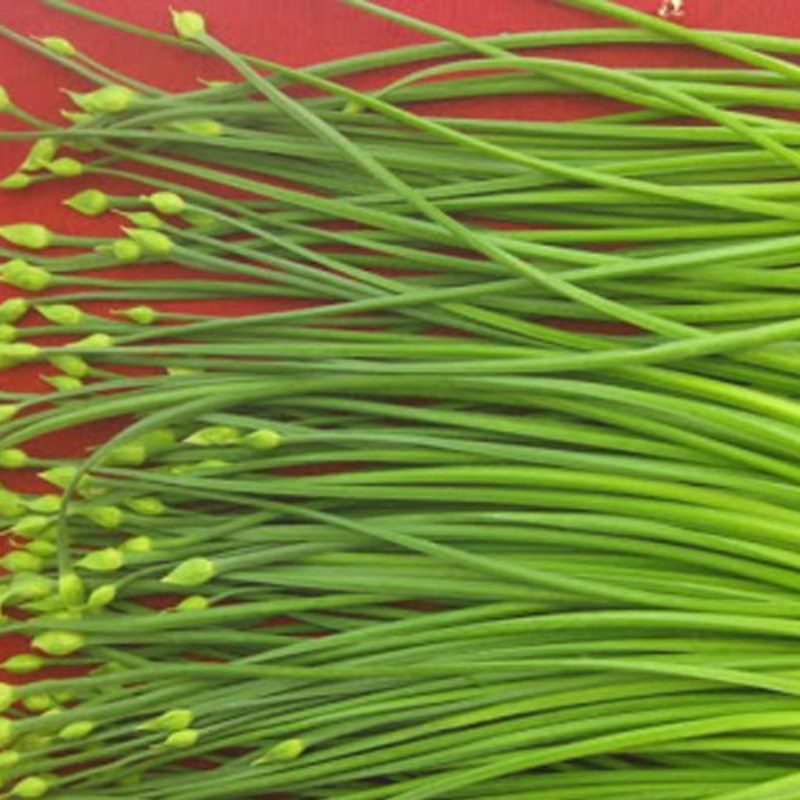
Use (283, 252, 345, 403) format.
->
(4, 0, 800, 797)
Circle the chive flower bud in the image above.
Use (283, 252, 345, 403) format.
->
(124, 227, 174, 255)
(171, 9, 207, 39)
(87, 584, 116, 609)
(0, 323, 17, 342)
(182, 209, 216, 227)
(184, 425, 242, 446)
(147, 191, 186, 215)
(101, 443, 147, 466)
(0, 403, 19, 422)
(50, 354, 89, 377)
(58, 720, 96, 741)
(0, 447, 28, 468)
(0, 490, 25, 517)
(37, 303, 84, 326)
(139, 708, 193, 731)
(0, 749, 19, 769)
(44, 375, 82, 392)
(117, 305, 158, 324)
(162, 557, 216, 587)
(32, 631, 85, 656)
(110, 238, 143, 262)
(167, 118, 223, 136)
(125, 495, 165, 515)
(175, 595, 209, 612)
(0, 297, 28, 323)
(1, 550, 43, 573)
(12, 514, 54, 537)
(59, 572, 85, 608)
(244, 429, 282, 450)
(39, 465, 78, 490)
(64, 189, 109, 216)
(0, 172, 32, 190)
(23, 693, 55, 712)
(26, 494, 61, 514)
(10, 776, 50, 798)
(77, 547, 124, 572)
(121, 535, 153, 554)
(0, 683, 15, 713)
(2, 259, 52, 291)
(164, 728, 200, 748)
(9, 573, 52, 602)
(253, 737, 306, 765)
(120, 211, 162, 229)
(0, 85, 9, 110)
(3, 653, 44, 673)
(47, 157, 83, 177)
(84, 506, 124, 529)
(21, 139, 57, 172)
(26, 539, 56, 558)
(70, 332, 114, 350)
(72, 84, 138, 113)
(37, 36, 77, 56)
(0, 342, 40, 367)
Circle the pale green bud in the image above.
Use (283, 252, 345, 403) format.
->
(164, 728, 199, 748)
(121, 211, 162, 229)
(175, 595, 208, 612)
(171, 9, 207, 39)
(0, 403, 19, 422)
(37, 36, 77, 56)
(0, 749, 20, 769)
(8, 573, 52, 602)
(0, 323, 17, 342)
(167, 118, 222, 136)
(32, 630, 85, 656)
(0, 716, 13, 747)
(84, 506, 123, 529)
(64, 189, 109, 216)
(0, 297, 28, 322)
(0, 342, 40, 366)
(3, 654, 43, 674)
(2, 259, 52, 291)
(26, 540, 57, 558)
(0, 682, 15, 712)
(23, 693, 55, 712)
(110, 238, 142, 262)
(0, 447, 28, 468)
(1, 550, 43, 573)
(139, 428, 177, 451)
(44, 375, 82, 392)
(12, 514, 54, 537)
(182, 209, 216, 227)
(40, 465, 78, 490)
(120, 535, 152, 554)
(21, 139, 57, 172)
(47, 157, 83, 177)
(58, 720, 95, 740)
(61, 109, 91, 124)
(162, 557, 216, 587)
(76, 547, 124, 571)
(0, 490, 25, 517)
(139, 708, 193, 732)
(50, 353, 89, 377)
(124, 227, 173, 255)
(244, 429, 282, 451)
(72, 84, 138, 113)
(87, 584, 116, 609)
(0, 85, 9, 110)
(184, 425, 241, 446)
(25, 494, 61, 514)
(70, 332, 114, 350)
(117, 305, 157, 325)
(59, 572, 85, 607)
(37, 303, 84, 326)
(101, 444, 147, 466)
(10, 775, 50, 798)
(253, 737, 306, 765)
(0, 224, 52, 249)
(147, 191, 186, 215)
(125, 496, 164, 515)
(0, 173, 32, 190)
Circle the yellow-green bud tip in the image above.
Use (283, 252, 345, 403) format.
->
(32, 630, 85, 656)
(171, 9, 207, 39)
(36, 36, 77, 57)
(162, 557, 216, 587)
(65, 189, 109, 217)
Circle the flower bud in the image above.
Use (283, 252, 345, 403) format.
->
(0, 297, 27, 323)
(12, 514, 54, 539)
(184, 425, 241, 447)
(0, 490, 25, 517)
(21, 139, 57, 172)
(120, 535, 152, 554)
(0, 342, 40, 367)
(0, 85, 9, 110)
(46, 157, 83, 177)
(0, 682, 15, 712)
(0, 323, 17, 343)
(10, 775, 50, 798)
(25, 495, 61, 514)
(147, 191, 186, 215)
(164, 728, 200, 748)
(117, 305, 157, 325)
(101, 444, 147, 466)
(70, 332, 114, 350)
(76, 547, 124, 572)
(37, 303, 84, 326)
(0, 224, 52, 250)
(0, 403, 18, 422)
(0, 173, 32, 190)
(59, 572, 85, 608)
(171, 9, 207, 39)
(50, 353, 89, 377)
(244, 429, 282, 451)
(84, 506, 123, 529)
(0, 749, 20, 769)
(125, 496, 164, 515)
(3, 653, 43, 673)
(0, 447, 28, 468)
(26, 539, 56, 559)
(121, 211, 162, 229)
(162, 557, 215, 587)
(23, 693, 55, 712)
(87, 584, 116, 609)
(32, 631, 85, 656)
(175, 595, 208, 612)
(58, 720, 95, 740)
(72, 85, 138, 113)
(44, 375, 82, 392)
(253, 737, 306, 765)
(1, 550, 43, 573)
(139, 428, 177, 451)
(167, 118, 222, 136)
(8, 573, 52, 602)
(182, 209, 216, 228)
(2, 259, 52, 291)
(64, 189, 109, 216)
(124, 227, 173, 255)
(40, 466, 78, 490)
(37, 36, 77, 56)
(139, 708, 193, 731)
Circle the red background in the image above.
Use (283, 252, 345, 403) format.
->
(1, 0, 800, 663)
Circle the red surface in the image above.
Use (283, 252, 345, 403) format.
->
(2, 0, 800, 664)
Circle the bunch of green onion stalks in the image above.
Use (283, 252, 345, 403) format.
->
(6, 0, 800, 797)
